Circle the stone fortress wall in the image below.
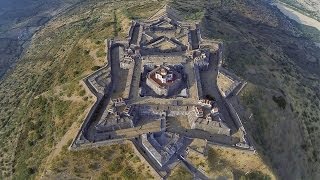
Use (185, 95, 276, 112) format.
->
(141, 132, 184, 167)
(215, 42, 254, 151)
(193, 64, 203, 99)
(123, 66, 134, 99)
(70, 8, 255, 180)
(87, 67, 111, 94)
(217, 68, 241, 98)
(70, 39, 115, 149)
(135, 103, 231, 137)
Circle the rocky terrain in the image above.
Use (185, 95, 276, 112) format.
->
(0, 0, 319, 179)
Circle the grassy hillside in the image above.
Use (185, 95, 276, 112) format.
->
(45, 142, 155, 179)
(173, 0, 320, 179)
(206, 146, 273, 179)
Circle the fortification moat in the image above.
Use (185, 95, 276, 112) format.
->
(70, 5, 253, 178)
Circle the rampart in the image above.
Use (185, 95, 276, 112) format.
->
(70, 39, 114, 150)
(194, 65, 203, 98)
(123, 63, 134, 99)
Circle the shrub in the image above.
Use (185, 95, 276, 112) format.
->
(108, 156, 123, 173)
(240, 171, 271, 180)
(207, 148, 228, 171)
(79, 89, 86, 96)
(91, 66, 101, 71)
(272, 95, 286, 109)
(84, 49, 90, 54)
(121, 167, 137, 179)
(98, 171, 111, 180)
(96, 48, 106, 58)
(27, 167, 36, 175)
(205, 94, 216, 101)
(95, 40, 102, 44)
(88, 162, 100, 170)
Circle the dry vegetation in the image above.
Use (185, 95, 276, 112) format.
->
(154, 40, 177, 50)
(186, 146, 274, 179)
(168, 164, 193, 180)
(208, 146, 275, 179)
(44, 142, 154, 179)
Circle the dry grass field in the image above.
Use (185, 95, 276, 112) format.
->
(43, 142, 154, 179)
(186, 146, 275, 179)
(168, 164, 193, 180)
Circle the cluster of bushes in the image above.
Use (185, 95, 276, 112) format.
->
(169, 166, 193, 180)
(96, 48, 106, 58)
(272, 95, 286, 109)
(207, 148, 229, 171)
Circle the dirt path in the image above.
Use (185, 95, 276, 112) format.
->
(37, 82, 95, 179)
(37, 121, 80, 180)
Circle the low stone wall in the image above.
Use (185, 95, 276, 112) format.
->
(70, 39, 113, 150)
(87, 67, 111, 94)
(137, 25, 143, 45)
(217, 71, 241, 97)
(217, 42, 223, 68)
(207, 141, 256, 154)
(70, 138, 127, 151)
(235, 81, 247, 96)
(214, 46, 254, 151)
(226, 101, 244, 131)
(224, 99, 255, 151)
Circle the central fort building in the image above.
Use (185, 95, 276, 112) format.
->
(146, 65, 182, 96)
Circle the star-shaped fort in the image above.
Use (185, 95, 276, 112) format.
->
(70, 5, 253, 179)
